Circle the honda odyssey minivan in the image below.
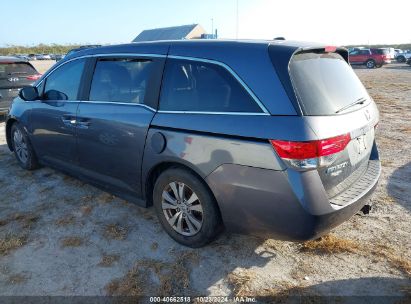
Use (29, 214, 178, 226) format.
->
(6, 40, 381, 247)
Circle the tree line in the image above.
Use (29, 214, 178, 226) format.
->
(0, 44, 84, 55)
(1, 43, 410, 56)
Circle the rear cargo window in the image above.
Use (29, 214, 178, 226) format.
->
(289, 52, 369, 115)
(0, 62, 37, 78)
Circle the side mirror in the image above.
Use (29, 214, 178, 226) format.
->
(19, 86, 39, 101)
(44, 89, 68, 101)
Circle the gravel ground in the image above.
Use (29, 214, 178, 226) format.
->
(0, 63, 410, 300)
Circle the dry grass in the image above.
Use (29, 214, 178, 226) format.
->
(105, 251, 200, 296)
(60, 236, 84, 248)
(370, 244, 411, 276)
(80, 205, 93, 216)
(55, 215, 75, 226)
(0, 212, 39, 229)
(103, 224, 128, 240)
(98, 254, 120, 267)
(300, 234, 361, 254)
(227, 270, 256, 297)
(97, 193, 115, 204)
(0, 235, 26, 255)
(7, 273, 27, 284)
(301, 234, 411, 277)
(260, 282, 322, 303)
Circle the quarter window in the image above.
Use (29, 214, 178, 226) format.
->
(43, 59, 85, 101)
(159, 59, 262, 113)
(89, 59, 153, 104)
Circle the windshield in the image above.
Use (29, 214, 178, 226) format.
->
(289, 52, 369, 115)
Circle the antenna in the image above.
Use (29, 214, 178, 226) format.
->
(236, 0, 239, 39)
(211, 18, 214, 37)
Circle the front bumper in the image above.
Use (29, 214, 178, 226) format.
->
(206, 158, 381, 241)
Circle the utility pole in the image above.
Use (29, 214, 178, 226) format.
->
(236, 0, 239, 39)
(211, 18, 214, 38)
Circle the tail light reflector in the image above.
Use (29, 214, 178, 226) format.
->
(270, 134, 351, 169)
(26, 74, 42, 81)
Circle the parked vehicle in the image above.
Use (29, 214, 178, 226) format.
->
(380, 47, 395, 60)
(394, 49, 403, 58)
(42, 54, 52, 60)
(6, 41, 381, 247)
(27, 54, 37, 61)
(0, 56, 41, 115)
(396, 50, 411, 63)
(407, 57, 411, 66)
(349, 48, 390, 68)
(54, 54, 65, 61)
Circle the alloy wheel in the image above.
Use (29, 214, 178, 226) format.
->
(161, 181, 203, 236)
(13, 129, 28, 164)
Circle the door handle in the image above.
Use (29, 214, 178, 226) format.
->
(77, 117, 91, 129)
(61, 115, 76, 126)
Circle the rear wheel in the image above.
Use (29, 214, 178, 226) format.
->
(397, 56, 406, 63)
(366, 60, 375, 69)
(153, 168, 222, 247)
(11, 123, 39, 170)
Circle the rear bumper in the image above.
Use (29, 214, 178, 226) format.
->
(206, 159, 381, 241)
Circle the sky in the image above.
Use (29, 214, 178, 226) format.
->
(1, 0, 410, 46)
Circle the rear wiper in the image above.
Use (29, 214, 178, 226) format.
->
(335, 97, 367, 113)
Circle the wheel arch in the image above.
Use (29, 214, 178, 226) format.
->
(144, 161, 220, 212)
(5, 118, 18, 151)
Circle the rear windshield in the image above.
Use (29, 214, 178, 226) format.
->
(0, 62, 37, 78)
(289, 52, 369, 115)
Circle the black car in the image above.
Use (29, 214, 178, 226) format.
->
(0, 56, 41, 115)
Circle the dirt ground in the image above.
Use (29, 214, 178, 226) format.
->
(0, 62, 410, 300)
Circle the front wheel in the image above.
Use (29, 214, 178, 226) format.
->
(366, 60, 375, 69)
(11, 123, 39, 170)
(153, 168, 223, 247)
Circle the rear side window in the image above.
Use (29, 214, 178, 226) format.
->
(0, 62, 37, 78)
(289, 52, 369, 115)
(89, 59, 153, 104)
(159, 59, 262, 113)
(44, 59, 85, 101)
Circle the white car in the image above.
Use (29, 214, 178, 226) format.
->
(396, 50, 411, 63)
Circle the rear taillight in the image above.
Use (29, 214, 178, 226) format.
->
(270, 133, 351, 169)
(26, 74, 42, 81)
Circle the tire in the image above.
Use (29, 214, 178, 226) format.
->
(397, 56, 406, 63)
(11, 122, 39, 170)
(153, 168, 222, 248)
(365, 60, 375, 69)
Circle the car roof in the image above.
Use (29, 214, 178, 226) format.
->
(0, 56, 29, 63)
(65, 39, 333, 60)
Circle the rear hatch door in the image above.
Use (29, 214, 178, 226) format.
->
(0, 61, 39, 99)
(282, 48, 379, 199)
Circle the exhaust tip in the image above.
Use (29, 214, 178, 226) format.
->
(360, 204, 372, 215)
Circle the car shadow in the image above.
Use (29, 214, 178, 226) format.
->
(387, 161, 411, 213)
(383, 65, 411, 70)
(262, 277, 411, 302)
